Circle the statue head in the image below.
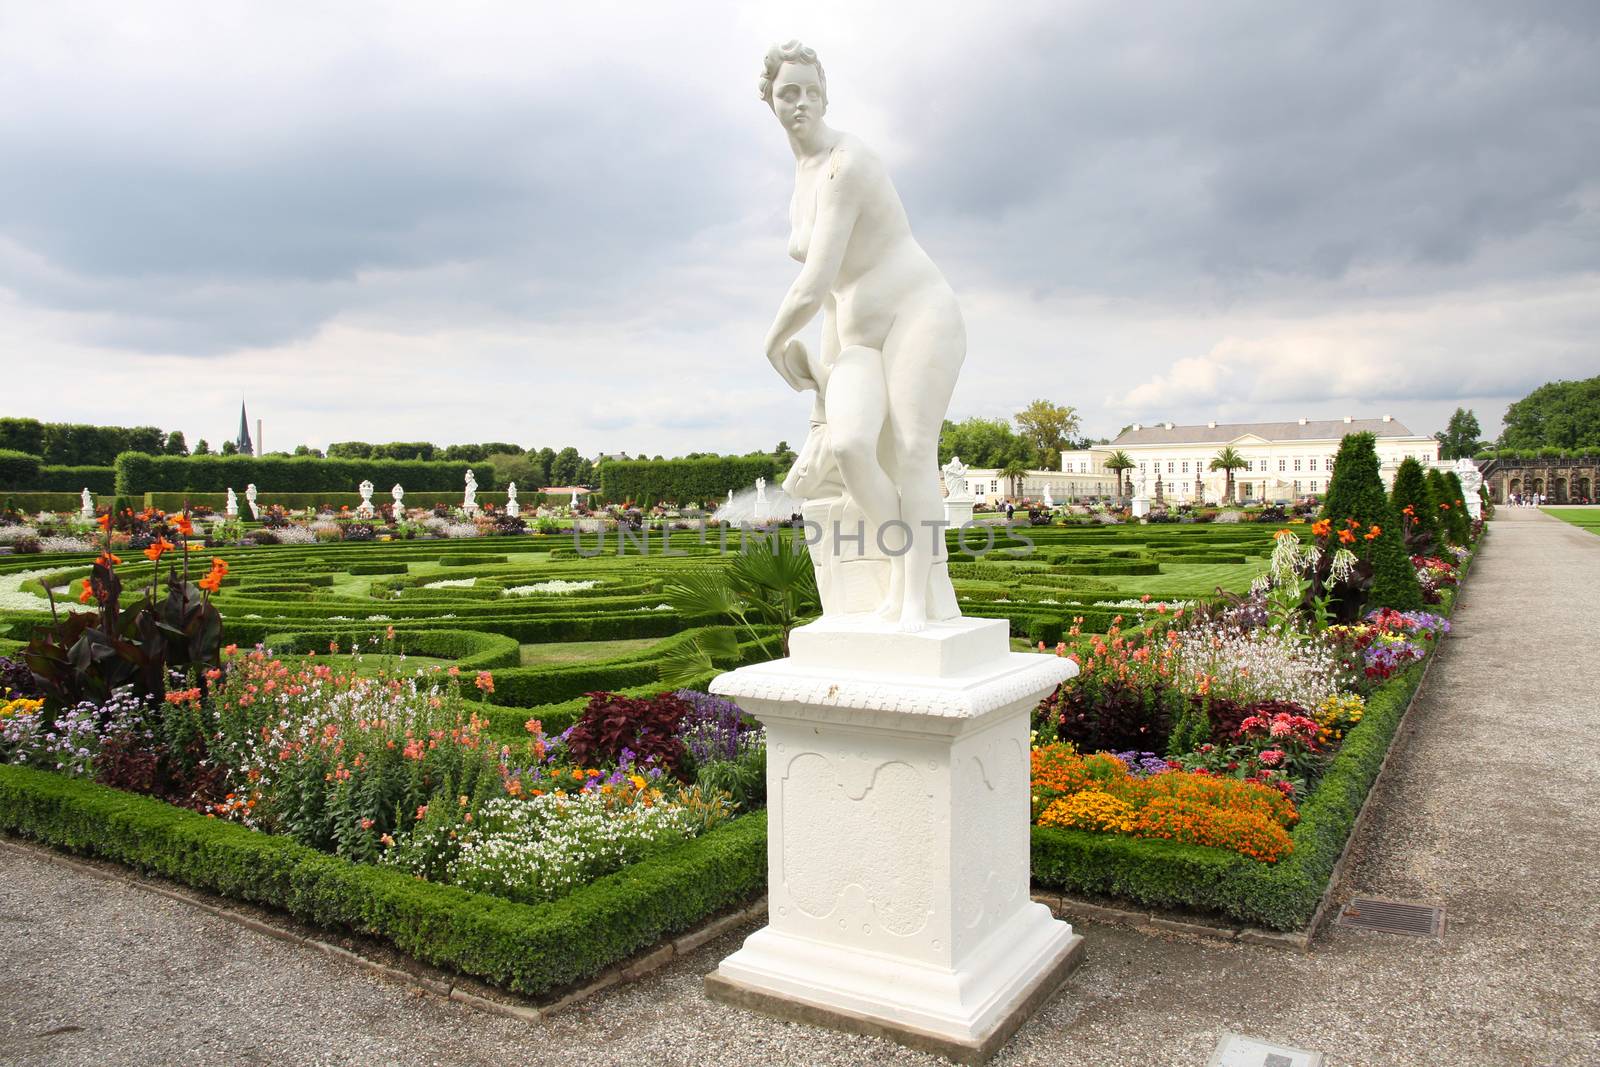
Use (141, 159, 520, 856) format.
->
(759, 40, 827, 133)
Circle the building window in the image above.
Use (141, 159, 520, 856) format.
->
(1079, 461, 1087, 473)
(1309, 458, 1318, 471)
(1242, 483, 1253, 499)
(1167, 461, 1174, 474)
(1310, 480, 1318, 493)
(1294, 480, 1302, 494)
(1181, 461, 1189, 473)
(1139, 461, 1147, 471)
(1278, 458, 1286, 472)
(1294, 458, 1302, 471)
(990, 480, 998, 493)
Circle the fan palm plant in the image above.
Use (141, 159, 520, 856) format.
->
(656, 534, 821, 687)
(1208, 446, 1249, 504)
(1103, 451, 1135, 500)
(998, 458, 1030, 500)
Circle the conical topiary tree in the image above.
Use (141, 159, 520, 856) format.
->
(1319, 432, 1422, 612)
(1433, 470, 1465, 547)
(1446, 470, 1465, 547)
(1389, 457, 1439, 553)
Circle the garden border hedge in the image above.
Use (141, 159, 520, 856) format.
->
(0, 765, 766, 998)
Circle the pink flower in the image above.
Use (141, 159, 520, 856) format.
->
(1259, 749, 1285, 767)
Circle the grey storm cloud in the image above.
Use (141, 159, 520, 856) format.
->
(0, 0, 1595, 452)
(889, 1, 1600, 299)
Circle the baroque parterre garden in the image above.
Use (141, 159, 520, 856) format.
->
(0, 430, 1486, 1001)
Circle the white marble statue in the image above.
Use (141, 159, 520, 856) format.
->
(1456, 457, 1484, 520)
(79, 488, 94, 519)
(462, 469, 478, 514)
(391, 483, 404, 518)
(941, 456, 972, 501)
(1043, 485, 1055, 509)
(506, 481, 520, 518)
(225, 487, 238, 518)
(760, 41, 965, 631)
(245, 483, 259, 520)
(727, 488, 735, 506)
(356, 479, 376, 519)
(754, 476, 768, 504)
(571, 486, 582, 508)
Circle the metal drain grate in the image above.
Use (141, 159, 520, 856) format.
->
(1336, 896, 1445, 936)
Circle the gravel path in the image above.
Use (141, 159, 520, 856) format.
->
(4, 508, 1598, 1066)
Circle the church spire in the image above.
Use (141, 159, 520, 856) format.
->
(236, 400, 254, 456)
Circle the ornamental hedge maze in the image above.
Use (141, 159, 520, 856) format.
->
(0, 522, 1279, 736)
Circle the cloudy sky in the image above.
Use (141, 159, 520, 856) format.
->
(2, 0, 1596, 457)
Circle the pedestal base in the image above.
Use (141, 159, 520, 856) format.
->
(707, 616, 1080, 1064)
(707, 903, 1083, 1065)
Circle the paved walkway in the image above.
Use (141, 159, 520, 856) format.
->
(3, 510, 1598, 1066)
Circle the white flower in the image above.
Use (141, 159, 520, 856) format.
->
(423, 578, 477, 589)
(504, 579, 597, 596)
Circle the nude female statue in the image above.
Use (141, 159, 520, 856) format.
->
(759, 40, 966, 632)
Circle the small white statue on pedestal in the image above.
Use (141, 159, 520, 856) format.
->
(245, 484, 259, 520)
(79, 488, 94, 520)
(391, 483, 404, 519)
(225, 488, 239, 518)
(727, 488, 735, 507)
(941, 455, 975, 528)
(1456, 458, 1484, 520)
(1043, 485, 1055, 509)
(356, 480, 376, 519)
(462, 469, 478, 515)
(506, 481, 520, 518)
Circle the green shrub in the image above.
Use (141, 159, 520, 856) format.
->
(114, 454, 499, 495)
(0, 764, 765, 996)
(597, 456, 778, 507)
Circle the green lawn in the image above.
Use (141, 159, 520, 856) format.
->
(1543, 506, 1600, 535)
(519, 637, 663, 667)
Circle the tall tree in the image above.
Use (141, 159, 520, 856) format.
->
(1389, 457, 1439, 553)
(192, 439, 211, 455)
(1498, 375, 1600, 451)
(162, 430, 189, 456)
(1433, 408, 1483, 460)
(1013, 400, 1081, 470)
(939, 416, 1027, 469)
(219, 440, 239, 456)
(550, 446, 582, 486)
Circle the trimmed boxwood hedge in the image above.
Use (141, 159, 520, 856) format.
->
(0, 764, 765, 997)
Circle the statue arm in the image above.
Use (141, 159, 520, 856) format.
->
(763, 152, 862, 376)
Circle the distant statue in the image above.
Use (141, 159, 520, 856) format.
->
(941, 456, 972, 501)
(356, 479, 376, 519)
(391, 483, 404, 516)
(225, 487, 239, 518)
(755, 476, 768, 504)
(245, 483, 259, 520)
(728, 488, 735, 506)
(462, 469, 478, 513)
(506, 481, 520, 518)
(759, 40, 965, 630)
(1456, 458, 1484, 520)
(79, 488, 94, 519)
(1043, 484, 1055, 509)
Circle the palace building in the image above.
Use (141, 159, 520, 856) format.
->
(953, 416, 1441, 507)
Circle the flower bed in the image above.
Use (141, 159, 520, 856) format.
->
(1027, 529, 1476, 930)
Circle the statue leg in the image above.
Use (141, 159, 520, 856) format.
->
(822, 344, 898, 612)
(882, 298, 966, 633)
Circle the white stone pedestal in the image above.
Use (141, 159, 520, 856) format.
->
(705, 615, 1082, 1063)
(944, 496, 975, 530)
(1131, 495, 1150, 519)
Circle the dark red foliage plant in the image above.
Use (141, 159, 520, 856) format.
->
(563, 691, 692, 779)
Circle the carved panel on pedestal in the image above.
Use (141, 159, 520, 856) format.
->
(952, 727, 1028, 955)
(780, 751, 935, 936)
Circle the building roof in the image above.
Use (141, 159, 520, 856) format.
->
(1111, 417, 1417, 447)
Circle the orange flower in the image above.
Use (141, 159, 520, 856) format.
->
(1364, 524, 1381, 541)
(1311, 519, 1331, 537)
(1346, 517, 1361, 528)
(198, 571, 223, 592)
(96, 512, 112, 531)
(143, 537, 175, 562)
(96, 551, 122, 568)
(209, 557, 230, 576)
(171, 515, 195, 537)
(475, 671, 495, 694)
(1338, 529, 1357, 544)
(78, 580, 95, 604)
